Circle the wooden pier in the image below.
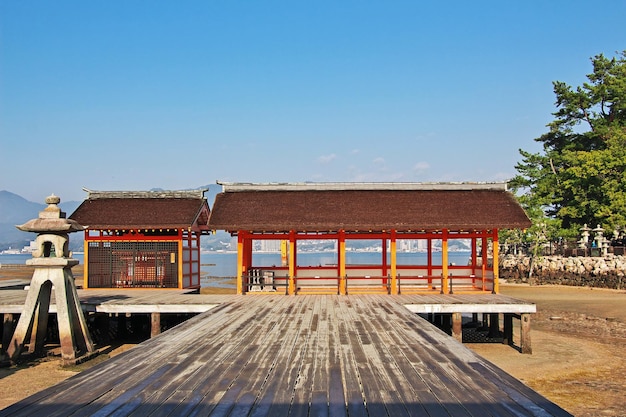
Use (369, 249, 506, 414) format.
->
(0, 292, 570, 416)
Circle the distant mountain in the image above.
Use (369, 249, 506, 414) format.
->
(0, 190, 82, 249)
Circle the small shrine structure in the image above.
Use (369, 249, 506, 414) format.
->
(70, 189, 211, 289)
(8, 194, 94, 363)
(208, 182, 531, 295)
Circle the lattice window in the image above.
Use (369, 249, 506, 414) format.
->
(87, 241, 178, 288)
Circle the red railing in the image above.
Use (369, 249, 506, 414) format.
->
(243, 272, 495, 295)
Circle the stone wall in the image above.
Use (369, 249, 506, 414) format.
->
(500, 254, 626, 289)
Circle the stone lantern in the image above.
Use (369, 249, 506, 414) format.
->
(592, 224, 606, 257)
(7, 194, 94, 363)
(578, 224, 591, 249)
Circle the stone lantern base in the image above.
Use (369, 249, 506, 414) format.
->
(7, 257, 95, 364)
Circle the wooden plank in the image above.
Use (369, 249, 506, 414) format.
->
(183, 296, 295, 416)
(2, 300, 244, 417)
(351, 296, 444, 417)
(337, 298, 389, 417)
(369, 295, 534, 417)
(288, 296, 322, 417)
(330, 298, 367, 417)
(250, 295, 316, 417)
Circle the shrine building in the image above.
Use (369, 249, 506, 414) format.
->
(208, 182, 531, 295)
(70, 189, 211, 289)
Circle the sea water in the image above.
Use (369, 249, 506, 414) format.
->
(1, 251, 472, 286)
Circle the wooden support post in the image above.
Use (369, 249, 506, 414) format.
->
(94, 314, 111, 345)
(2, 314, 14, 354)
(521, 313, 532, 354)
(452, 312, 462, 342)
(151, 312, 161, 338)
(117, 314, 128, 339)
(488, 313, 500, 338)
(503, 314, 513, 346)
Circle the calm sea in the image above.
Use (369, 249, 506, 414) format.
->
(1, 251, 471, 277)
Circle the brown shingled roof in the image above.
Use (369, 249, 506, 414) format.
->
(208, 189, 531, 232)
(69, 191, 210, 230)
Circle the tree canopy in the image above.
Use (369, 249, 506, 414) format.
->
(510, 51, 626, 240)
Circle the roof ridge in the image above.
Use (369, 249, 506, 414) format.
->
(83, 189, 207, 200)
(216, 182, 508, 192)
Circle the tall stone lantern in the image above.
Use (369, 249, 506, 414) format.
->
(7, 194, 94, 363)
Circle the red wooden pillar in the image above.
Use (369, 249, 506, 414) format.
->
(471, 236, 478, 275)
(471, 235, 478, 289)
(482, 231, 488, 291)
(338, 230, 346, 295)
(288, 231, 297, 295)
(237, 233, 245, 294)
(381, 237, 388, 277)
(236, 231, 253, 294)
(195, 233, 201, 288)
(441, 229, 449, 294)
(427, 235, 433, 289)
(493, 229, 500, 294)
(390, 230, 398, 294)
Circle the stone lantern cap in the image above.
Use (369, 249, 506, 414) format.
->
(16, 194, 85, 233)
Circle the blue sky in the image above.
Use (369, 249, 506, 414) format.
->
(1, 1, 625, 203)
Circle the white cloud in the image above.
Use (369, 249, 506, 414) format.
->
(317, 153, 337, 164)
(413, 161, 430, 172)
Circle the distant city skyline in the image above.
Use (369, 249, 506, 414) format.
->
(2, 1, 625, 202)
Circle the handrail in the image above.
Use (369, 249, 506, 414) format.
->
(344, 275, 390, 295)
(396, 274, 440, 294)
(294, 276, 341, 295)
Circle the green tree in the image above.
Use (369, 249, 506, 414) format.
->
(511, 51, 626, 239)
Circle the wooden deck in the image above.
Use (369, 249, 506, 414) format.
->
(1, 294, 571, 416)
(0, 289, 230, 314)
(0, 289, 536, 315)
